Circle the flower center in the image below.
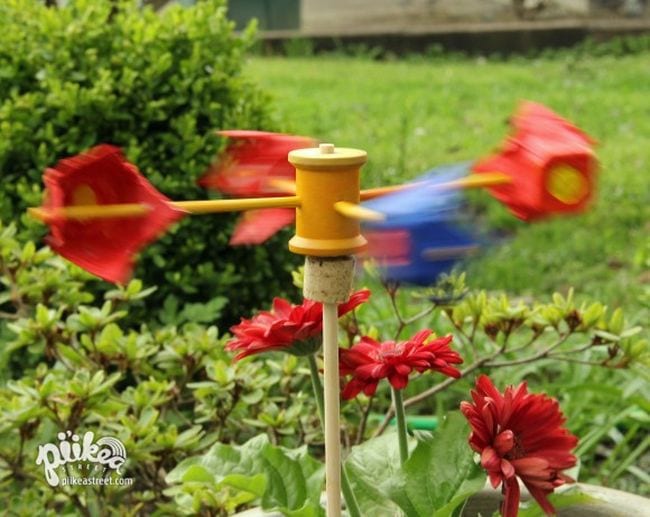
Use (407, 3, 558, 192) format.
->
(505, 434, 525, 460)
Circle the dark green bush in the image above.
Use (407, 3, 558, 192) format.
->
(0, 0, 299, 326)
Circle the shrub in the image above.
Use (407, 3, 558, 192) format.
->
(0, 0, 299, 326)
(0, 223, 319, 514)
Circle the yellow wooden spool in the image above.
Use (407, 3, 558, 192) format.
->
(288, 143, 368, 256)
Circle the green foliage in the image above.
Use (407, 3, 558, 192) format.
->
(0, 0, 299, 326)
(167, 434, 325, 516)
(2, 10, 649, 512)
(262, 34, 650, 62)
(391, 414, 485, 517)
(344, 432, 405, 516)
(345, 412, 484, 517)
(343, 270, 650, 499)
(0, 230, 320, 514)
(2, 228, 648, 513)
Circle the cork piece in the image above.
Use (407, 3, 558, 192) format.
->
(303, 256, 355, 304)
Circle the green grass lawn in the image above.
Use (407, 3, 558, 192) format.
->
(246, 53, 650, 323)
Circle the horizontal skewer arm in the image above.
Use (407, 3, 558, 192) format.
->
(173, 196, 301, 214)
(27, 173, 510, 223)
(28, 196, 302, 222)
(360, 172, 512, 201)
(333, 201, 386, 222)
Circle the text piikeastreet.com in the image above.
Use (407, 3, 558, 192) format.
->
(60, 476, 134, 487)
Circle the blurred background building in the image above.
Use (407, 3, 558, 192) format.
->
(150, 0, 649, 52)
(220, 0, 648, 32)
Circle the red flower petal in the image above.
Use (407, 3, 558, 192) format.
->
(510, 457, 551, 478)
(337, 289, 371, 316)
(481, 447, 501, 473)
(525, 483, 557, 516)
(411, 328, 433, 344)
(341, 378, 366, 400)
(502, 477, 521, 517)
(494, 430, 515, 456)
(388, 372, 409, 390)
(501, 458, 516, 480)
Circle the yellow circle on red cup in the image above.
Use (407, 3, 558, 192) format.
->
(546, 165, 589, 205)
(72, 184, 97, 205)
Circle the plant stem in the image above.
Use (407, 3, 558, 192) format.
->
(484, 332, 571, 367)
(307, 354, 361, 517)
(308, 354, 325, 420)
(355, 394, 374, 445)
(391, 387, 409, 465)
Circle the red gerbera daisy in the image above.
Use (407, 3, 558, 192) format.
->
(339, 329, 462, 399)
(226, 289, 370, 360)
(460, 375, 578, 517)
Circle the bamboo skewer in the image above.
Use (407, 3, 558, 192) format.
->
(302, 255, 356, 517)
(322, 301, 342, 517)
(28, 203, 152, 221)
(333, 201, 385, 222)
(359, 171, 511, 200)
(28, 196, 302, 222)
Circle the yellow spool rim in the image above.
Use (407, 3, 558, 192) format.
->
(289, 145, 367, 168)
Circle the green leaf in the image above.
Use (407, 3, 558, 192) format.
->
(345, 431, 406, 516)
(180, 296, 228, 324)
(221, 473, 267, 498)
(609, 308, 625, 335)
(241, 389, 265, 405)
(168, 434, 265, 484)
(581, 302, 605, 327)
(593, 330, 621, 342)
(620, 326, 642, 338)
(20, 241, 35, 263)
(345, 413, 484, 517)
(89, 371, 122, 397)
(126, 279, 143, 296)
(174, 426, 204, 449)
(181, 464, 215, 483)
(260, 443, 324, 516)
(137, 406, 159, 432)
(394, 412, 484, 517)
(35, 304, 53, 326)
(57, 344, 85, 365)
